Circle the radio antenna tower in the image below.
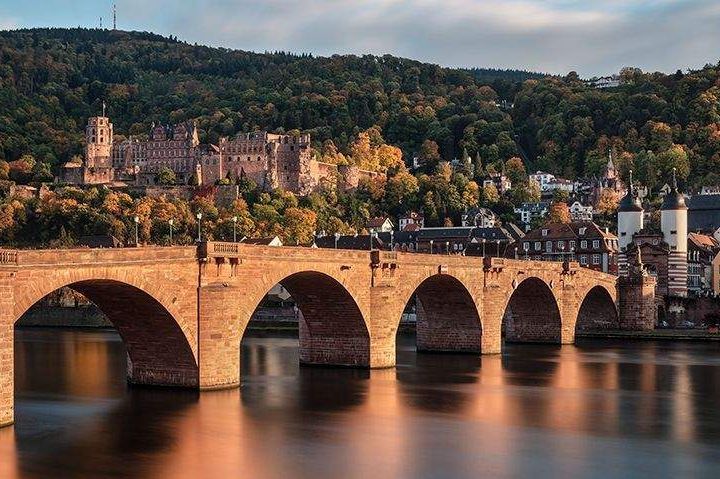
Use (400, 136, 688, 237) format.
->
(113, 4, 117, 30)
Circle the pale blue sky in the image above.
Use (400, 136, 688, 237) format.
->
(0, 0, 718, 76)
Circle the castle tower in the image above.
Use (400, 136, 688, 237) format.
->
(83, 110, 115, 184)
(660, 168, 688, 297)
(617, 170, 644, 275)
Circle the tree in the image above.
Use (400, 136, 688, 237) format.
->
(546, 202, 571, 224)
(596, 188, 620, 215)
(156, 167, 177, 185)
(282, 207, 317, 245)
(418, 140, 441, 170)
(504, 157, 526, 185)
(483, 183, 499, 204)
(0, 161, 9, 181)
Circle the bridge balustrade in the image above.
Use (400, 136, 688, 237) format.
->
(0, 250, 18, 265)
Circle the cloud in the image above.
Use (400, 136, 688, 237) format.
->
(10, 0, 720, 76)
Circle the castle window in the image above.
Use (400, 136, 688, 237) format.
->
(581, 240, 588, 249)
(592, 254, 601, 265)
(580, 255, 588, 265)
(593, 240, 600, 249)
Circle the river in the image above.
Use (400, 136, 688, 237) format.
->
(2, 328, 720, 478)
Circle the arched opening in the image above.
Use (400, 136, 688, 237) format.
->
(503, 277, 561, 344)
(241, 271, 371, 375)
(15, 280, 198, 388)
(410, 274, 482, 353)
(575, 286, 618, 333)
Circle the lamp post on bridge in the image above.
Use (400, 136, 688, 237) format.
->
(429, 239, 434, 255)
(445, 241, 450, 255)
(196, 212, 203, 242)
(232, 215, 238, 242)
(482, 238, 486, 257)
(168, 218, 174, 245)
(133, 215, 139, 246)
(496, 239, 500, 257)
(334, 232, 341, 249)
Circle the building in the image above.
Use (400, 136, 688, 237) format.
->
(587, 75, 621, 89)
(687, 194, 720, 233)
(241, 236, 283, 247)
(483, 173, 512, 193)
(687, 233, 719, 296)
(660, 172, 688, 297)
(617, 172, 644, 275)
(366, 217, 394, 233)
(62, 114, 383, 195)
(511, 221, 618, 273)
(415, 226, 515, 255)
(398, 211, 424, 231)
(621, 170, 690, 298)
(514, 201, 550, 230)
(461, 207, 497, 227)
(529, 171, 556, 191)
(61, 115, 115, 184)
(569, 201, 593, 222)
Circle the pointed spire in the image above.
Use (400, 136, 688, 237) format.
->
(628, 169, 634, 194)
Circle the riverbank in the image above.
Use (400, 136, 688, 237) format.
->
(577, 329, 720, 341)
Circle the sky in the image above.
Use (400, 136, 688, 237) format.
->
(0, 0, 718, 77)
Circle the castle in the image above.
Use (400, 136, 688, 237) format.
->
(61, 115, 380, 194)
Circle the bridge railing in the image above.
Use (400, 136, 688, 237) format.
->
(0, 249, 18, 265)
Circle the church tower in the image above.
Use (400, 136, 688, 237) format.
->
(660, 168, 688, 297)
(83, 106, 115, 184)
(617, 170, 644, 275)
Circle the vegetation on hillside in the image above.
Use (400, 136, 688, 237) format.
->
(1, 28, 719, 247)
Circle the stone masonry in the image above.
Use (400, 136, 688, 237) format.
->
(0, 243, 620, 427)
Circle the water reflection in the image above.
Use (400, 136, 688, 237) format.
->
(4, 328, 720, 478)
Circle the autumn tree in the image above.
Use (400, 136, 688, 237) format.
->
(546, 202, 571, 224)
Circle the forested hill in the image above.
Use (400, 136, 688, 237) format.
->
(1, 27, 720, 191)
(0, 27, 540, 166)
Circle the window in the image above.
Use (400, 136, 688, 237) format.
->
(592, 254, 601, 265)
(546, 241, 552, 253)
(579, 227, 587, 235)
(523, 242, 530, 251)
(542, 229, 548, 236)
(670, 230, 677, 235)
(620, 232, 627, 236)
(569, 240, 576, 250)
(581, 240, 588, 249)
(580, 255, 588, 265)
(534, 242, 541, 251)
(593, 240, 600, 249)
(557, 240, 565, 250)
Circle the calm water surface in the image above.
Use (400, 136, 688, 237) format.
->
(2, 329, 720, 478)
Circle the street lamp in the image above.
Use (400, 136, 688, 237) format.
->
(369, 228, 374, 250)
(168, 218, 174, 245)
(482, 238, 486, 257)
(445, 241, 450, 255)
(232, 215, 238, 242)
(390, 230, 394, 251)
(496, 239, 501, 257)
(334, 232, 341, 249)
(133, 215, 140, 246)
(429, 239, 434, 255)
(196, 212, 203, 242)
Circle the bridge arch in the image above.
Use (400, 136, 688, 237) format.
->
(410, 274, 482, 353)
(241, 270, 371, 368)
(14, 279, 199, 387)
(575, 285, 619, 333)
(502, 277, 562, 344)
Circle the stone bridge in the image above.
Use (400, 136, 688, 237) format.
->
(0, 242, 619, 427)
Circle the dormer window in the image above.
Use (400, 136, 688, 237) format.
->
(542, 229, 548, 236)
(579, 227, 587, 235)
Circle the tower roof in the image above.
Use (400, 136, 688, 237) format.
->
(618, 170, 643, 212)
(661, 168, 687, 211)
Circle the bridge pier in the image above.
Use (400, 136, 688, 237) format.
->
(1, 275, 14, 426)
